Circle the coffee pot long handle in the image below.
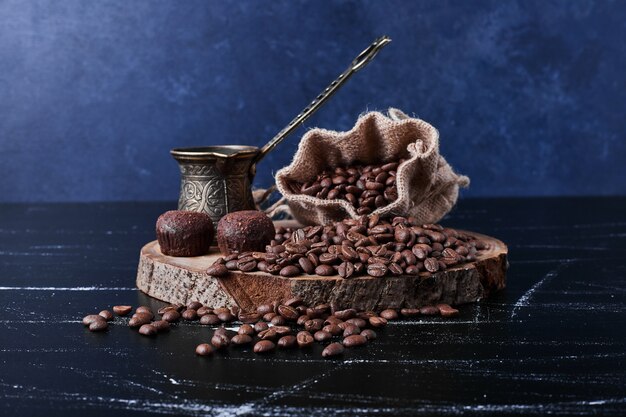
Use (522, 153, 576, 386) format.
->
(252, 36, 392, 165)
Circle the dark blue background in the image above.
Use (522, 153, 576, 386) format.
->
(1, 0, 624, 202)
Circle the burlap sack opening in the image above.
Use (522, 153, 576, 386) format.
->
(275, 108, 469, 225)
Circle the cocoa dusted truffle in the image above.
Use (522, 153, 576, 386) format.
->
(217, 210, 275, 255)
(156, 210, 214, 257)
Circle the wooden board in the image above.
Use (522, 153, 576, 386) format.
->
(136, 223, 508, 311)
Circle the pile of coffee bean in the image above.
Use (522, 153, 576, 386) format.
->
(81, 298, 459, 358)
(293, 161, 406, 215)
(207, 215, 488, 279)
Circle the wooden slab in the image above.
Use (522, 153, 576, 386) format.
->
(137, 223, 507, 311)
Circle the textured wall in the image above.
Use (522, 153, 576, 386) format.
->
(0, 0, 624, 202)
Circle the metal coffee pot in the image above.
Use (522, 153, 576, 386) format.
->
(172, 36, 391, 225)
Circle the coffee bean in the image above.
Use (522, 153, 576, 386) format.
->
(314, 330, 332, 342)
(343, 334, 367, 347)
(82, 314, 103, 326)
(367, 263, 387, 277)
(258, 328, 278, 340)
(277, 335, 297, 348)
(296, 331, 314, 348)
(360, 329, 377, 340)
(206, 263, 229, 277)
(152, 320, 170, 332)
(138, 324, 157, 336)
(338, 261, 355, 279)
(298, 257, 314, 274)
(112, 305, 132, 316)
(315, 264, 335, 276)
(280, 265, 300, 277)
(256, 304, 273, 315)
(136, 306, 153, 317)
(196, 343, 215, 357)
(214, 327, 228, 336)
(254, 321, 269, 333)
(263, 312, 277, 322)
(160, 309, 180, 322)
(211, 333, 230, 349)
(238, 312, 261, 323)
(323, 324, 343, 336)
(270, 315, 286, 325)
(419, 305, 440, 316)
(272, 325, 292, 335)
(187, 301, 203, 310)
(238, 324, 255, 336)
(343, 324, 361, 337)
(196, 306, 212, 316)
(304, 319, 324, 333)
(238, 259, 257, 272)
(334, 309, 356, 320)
(424, 257, 439, 273)
(297, 314, 310, 326)
(436, 303, 459, 317)
(277, 305, 299, 320)
(400, 308, 421, 317)
(128, 313, 152, 328)
(200, 314, 220, 325)
(253, 340, 275, 353)
(88, 318, 108, 332)
(322, 342, 345, 358)
(379, 309, 398, 320)
(231, 334, 253, 345)
(182, 309, 198, 321)
(345, 318, 367, 328)
(369, 316, 388, 328)
(217, 311, 235, 322)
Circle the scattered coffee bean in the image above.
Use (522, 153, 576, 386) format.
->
(82, 314, 103, 326)
(277, 335, 297, 348)
(369, 316, 388, 328)
(200, 314, 220, 325)
(257, 304, 273, 315)
(400, 308, 421, 317)
(334, 309, 356, 320)
(254, 321, 269, 333)
(379, 309, 398, 320)
(151, 320, 170, 332)
(436, 303, 459, 317)
(419, 305, 440, 316)
(129, 313, 152, 328)
(88, 318, 108, 332)
(343, 334, 367, 347)
(217, 311, 235, 322)
(343, 323, 361, 337)
(138, 324, 157, 336)
(296, 331, 314, 348)
(270, 315, 286, 325)
(98, 310, 113, 321)
(112, 305, 132, 316)
(196, 306, 212, 316)
(322, 342, 345, 358)
(253, 340, 275, 353)
(345, 318, 367, 328)
(211, 333, 230, 349)
(231, 334, 253, 345)
(187, 301, 203, 310)
(360, 329, 377, 340)
(182, 309, 198, 321)
(314, 330, 332, 342)
(206, 263, 229, 277)
(277, 305, 299, 320)
(323, 324, 343, 336)
(162, 310, 181, 322)
(136, 306, 153, 317)
(238, 324, 255, 336)
(258, 328, 278, 340)
(195, 343, 214, 356)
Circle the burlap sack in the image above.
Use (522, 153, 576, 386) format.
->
(275, 108, 469, 225)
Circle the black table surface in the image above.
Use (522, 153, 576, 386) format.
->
(1, 198, 625, 416)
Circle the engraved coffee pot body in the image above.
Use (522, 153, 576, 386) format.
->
(171, 146, 258, 225)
